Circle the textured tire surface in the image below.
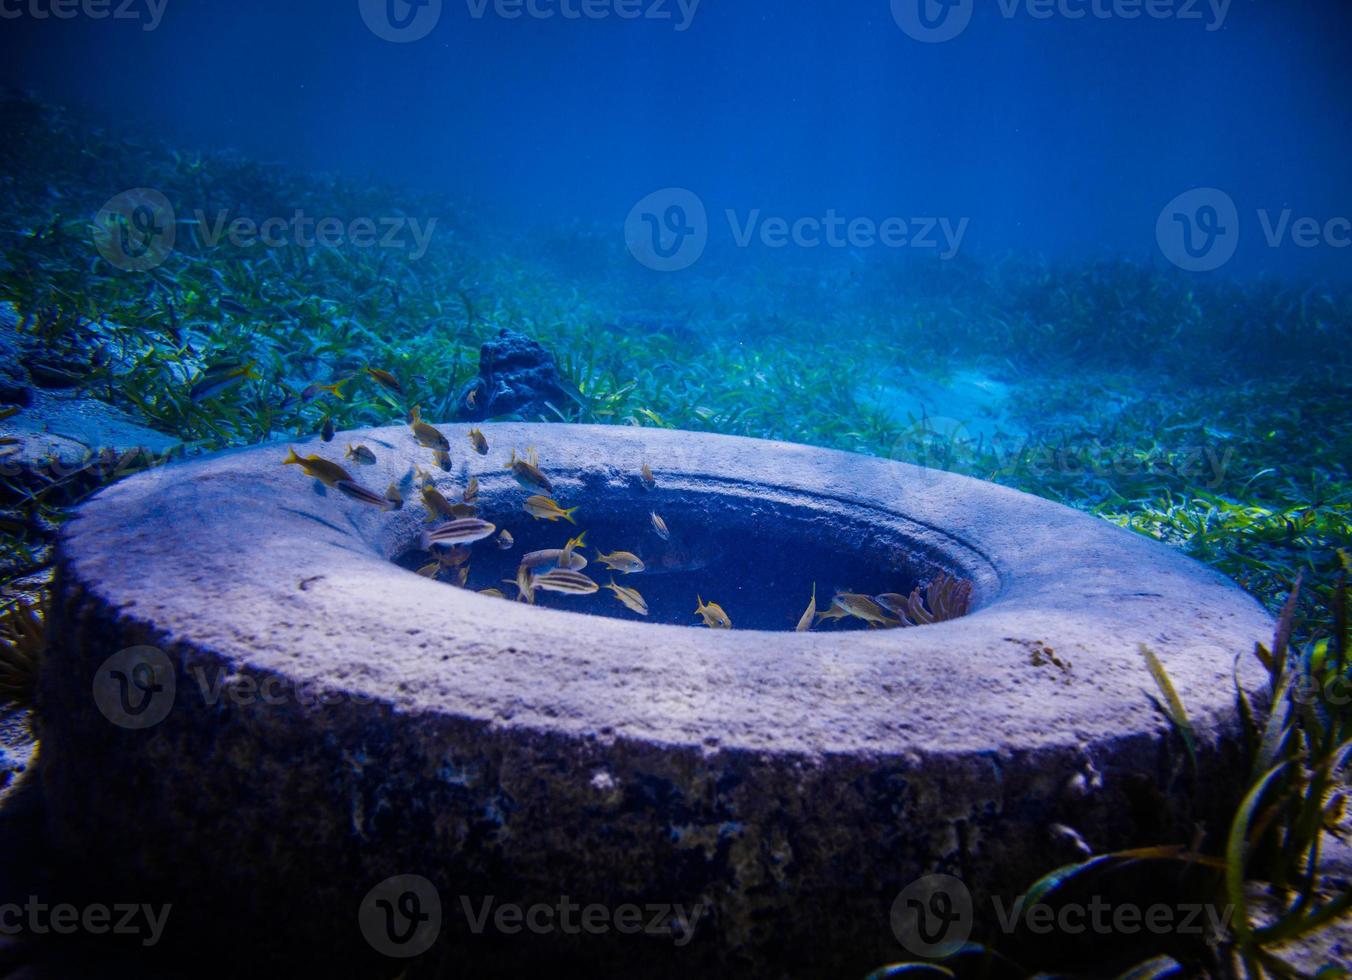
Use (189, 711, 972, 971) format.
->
(39, 423, 1273, 977)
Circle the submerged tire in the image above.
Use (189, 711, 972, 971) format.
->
(40, 422, 1271, 977)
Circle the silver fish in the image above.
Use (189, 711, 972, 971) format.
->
(336, 480, 402, 511)
(419, 518, 497, 549)
(532, 569, 599, 595)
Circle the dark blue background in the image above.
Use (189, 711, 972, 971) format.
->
(3, 0, 1349, 279)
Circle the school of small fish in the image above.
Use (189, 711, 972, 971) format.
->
(282, 404, 971, 631)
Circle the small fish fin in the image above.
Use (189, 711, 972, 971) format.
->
(283, 448, 302, 465)
(410, 404, 422, 424)
(562, 506, 578, 525)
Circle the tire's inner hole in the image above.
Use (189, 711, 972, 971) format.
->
(393, 488, 965, 631)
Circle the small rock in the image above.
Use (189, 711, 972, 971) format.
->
(454, 329, 575, 421)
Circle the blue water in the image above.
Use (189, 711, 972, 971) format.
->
(4, 0, 1350, 281)
(4, 6, 1352, 976)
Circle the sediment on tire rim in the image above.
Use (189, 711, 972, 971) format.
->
(38, 423, 1272, 977)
